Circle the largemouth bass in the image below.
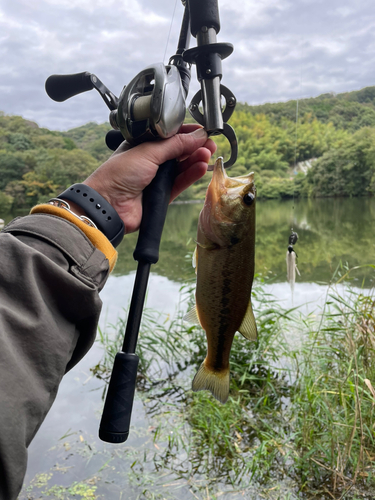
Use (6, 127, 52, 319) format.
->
(184, 157, 257, 403)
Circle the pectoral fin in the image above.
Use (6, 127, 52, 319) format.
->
(196, 240, 218, 250)
(183, 305, 201, 326)
(238, 301, 257, 341)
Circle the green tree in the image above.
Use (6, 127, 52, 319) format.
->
(19, 149, 99, 204)
(4, 181, 27, 209)
(307, 127, 375, 197)
(7, 133, 33, 151)
(0, 152, 27, 189)
(64, 122, 112, 160)
(21, 171, 59, 205)
(0, 192, 14, 212)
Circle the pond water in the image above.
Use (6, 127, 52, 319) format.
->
(16, 196, 375, 499)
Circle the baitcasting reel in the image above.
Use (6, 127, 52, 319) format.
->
(110, 63, 186, 144)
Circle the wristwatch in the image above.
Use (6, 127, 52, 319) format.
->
(58, 184, 125, 248)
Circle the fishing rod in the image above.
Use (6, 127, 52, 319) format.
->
(45, 0, 237, 444)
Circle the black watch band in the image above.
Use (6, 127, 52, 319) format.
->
(58, 184, 125, 248)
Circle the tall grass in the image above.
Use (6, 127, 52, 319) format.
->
(94, 270, 375, 499)
(292, 283, 375, 497)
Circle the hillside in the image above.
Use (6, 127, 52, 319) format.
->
(1, 85, 375, 211)
(0, 114, 115, 212)
(63, 122, 112, 162)
(192, 85, 375, 199)
(238, 86, 375, 131)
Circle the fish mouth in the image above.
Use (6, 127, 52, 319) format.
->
(199, 158, 227, 246)
(210, 158, 255, 205)
(208, 157, 227, 206)
(199, 158, 256, 246)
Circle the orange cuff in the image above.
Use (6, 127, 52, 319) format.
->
(30, 204, 118, 272)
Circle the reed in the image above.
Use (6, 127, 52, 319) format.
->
(292, 278, 375, 497)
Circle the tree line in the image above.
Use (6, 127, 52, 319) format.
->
(1, 85, 375, 212)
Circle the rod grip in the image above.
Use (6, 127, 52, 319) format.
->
(133, 159, 178, 264)
(45, 72, 94, 102)
(188, 0, 220, 37)
(99, 352, 139, 443)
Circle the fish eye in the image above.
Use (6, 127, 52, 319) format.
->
(243, 193, 254, 206)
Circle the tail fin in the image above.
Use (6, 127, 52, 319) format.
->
(192, 360, 230, 403)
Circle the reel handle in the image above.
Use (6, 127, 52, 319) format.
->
(105, 130, 125, 151)
(45, 72, 94, 102)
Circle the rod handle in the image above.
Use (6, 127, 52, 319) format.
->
(45, 72, 94, 102)
(99, 352, 139, 443)
(133, 158, 178, 264)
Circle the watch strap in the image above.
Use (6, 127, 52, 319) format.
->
(58, 184, 125, 248)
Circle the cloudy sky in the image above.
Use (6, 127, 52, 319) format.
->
(1, 0, 374, 131)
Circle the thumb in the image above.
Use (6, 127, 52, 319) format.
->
(142, 128, 208, 165)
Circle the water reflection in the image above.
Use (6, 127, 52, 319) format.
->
(98, 273, 187, 329)
(113, 197, 375, 286)
(4, 197, 375, 285)
(256, 197, 375, 284)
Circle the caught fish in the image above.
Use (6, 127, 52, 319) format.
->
(184, 157, 257, 403)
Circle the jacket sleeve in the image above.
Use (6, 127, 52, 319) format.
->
(0, 214, 110, 500)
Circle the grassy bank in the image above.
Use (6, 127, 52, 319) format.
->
(90, 266, 375, 499)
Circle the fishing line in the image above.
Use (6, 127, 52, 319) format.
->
(292, 70, 301, 212)
(163, 0, 179, 64)
(293, 99, 298, 211)
(287, 70, 302, 301)
(291, 69, 302, 225)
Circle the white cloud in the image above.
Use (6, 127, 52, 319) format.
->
(0, 0, 374, 130)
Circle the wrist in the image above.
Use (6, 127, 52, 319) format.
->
(64, 200, 87, 218)
(82, 179, 112, 208)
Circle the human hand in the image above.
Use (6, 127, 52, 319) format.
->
(83, 124, 216, 233)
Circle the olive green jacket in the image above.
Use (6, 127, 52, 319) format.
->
(0, 214, 110, 500)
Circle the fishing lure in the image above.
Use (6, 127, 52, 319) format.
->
(286, 230, 300, 296)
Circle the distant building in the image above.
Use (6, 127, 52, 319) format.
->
(293, 158, 317, 175)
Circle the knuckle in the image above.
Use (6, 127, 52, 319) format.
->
(173, 133, 186, 152)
